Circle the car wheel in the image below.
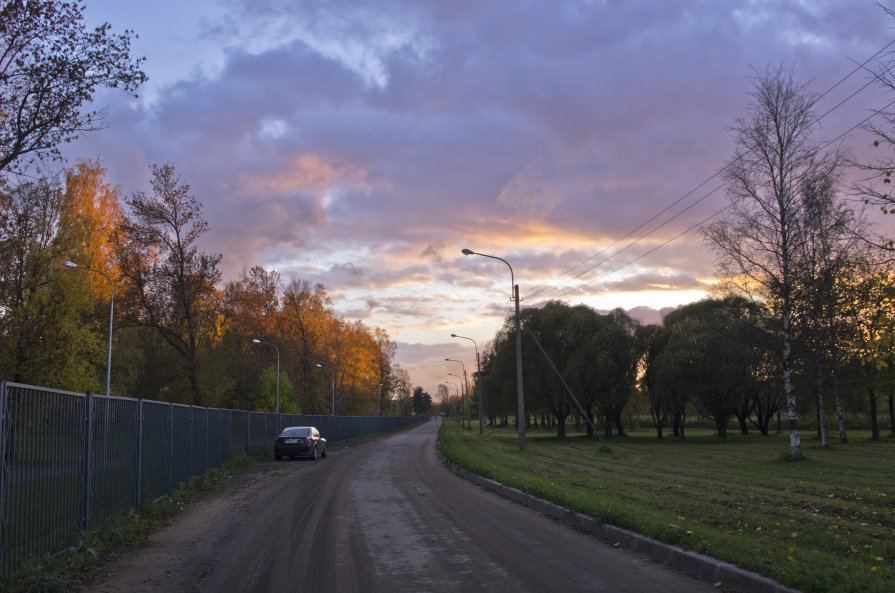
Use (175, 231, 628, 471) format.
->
(274, 454, 282, 461)
(311, 445, 318, 461)
(321, 445, 327, 458)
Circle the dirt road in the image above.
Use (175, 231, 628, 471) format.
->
(83, 418, 722, 593)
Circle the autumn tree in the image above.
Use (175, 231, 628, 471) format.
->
(0, 0, 146, 173)
(374, 327, 396, 415)
(704, 66, 844, 457)
(792, 170, 861, 446)
(278, 279, 330, 413)
(116, 163, 222, 405)
(0, 174, 100, 388)
(841, 256, 895, 441)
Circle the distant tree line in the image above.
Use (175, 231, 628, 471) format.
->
(0, 160, 416, 414)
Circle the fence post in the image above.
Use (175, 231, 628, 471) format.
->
(245, 412, 250, 456)
(202, 408, 211, 473)
(0, 381, 7, 571)
(80, 391, 93, 529)
(168, 403, 174, 493)
(189, 407, 194, 477)
(135, 400, 144, 506)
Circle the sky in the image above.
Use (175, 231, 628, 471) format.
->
(65, 0, 895, 396)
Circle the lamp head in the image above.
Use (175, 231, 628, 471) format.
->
(64, 260, 79, 268)
(450, 333, 458, 337)
(252, 338, 261, 344)
(461, 248, 474, 255)
(316, 363, 324, 369)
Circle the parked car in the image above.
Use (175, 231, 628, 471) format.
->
(274, 426, 327, 460)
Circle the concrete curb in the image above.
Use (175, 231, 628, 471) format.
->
(442, 458, 801, 593)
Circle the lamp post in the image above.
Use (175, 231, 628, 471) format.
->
(446, 358, 469, 428)
(452, 333, 483, 434)
(316, 363, 336, 415)
(461, 248, 526, 449)
(445, 380, 460, 423)
(65, 259, 115, 476)
(65, 261, 114, 397)
(252, 339, 280, 420)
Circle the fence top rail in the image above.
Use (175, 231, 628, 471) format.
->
(2, 381, 89, 399)
(1, 381, 421, 419)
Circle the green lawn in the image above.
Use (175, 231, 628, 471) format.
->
(438, 421, 895, 593)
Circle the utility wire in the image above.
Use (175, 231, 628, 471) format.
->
(549, 95, 895, 301)
(525, 38, 895, 301)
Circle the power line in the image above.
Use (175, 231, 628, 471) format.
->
(548, 96, 895, 302)
(525, 39, 895, 301)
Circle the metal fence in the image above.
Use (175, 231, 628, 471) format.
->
(0, 381, 421, 575)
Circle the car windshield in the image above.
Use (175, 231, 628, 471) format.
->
(281, 427, 311, 437)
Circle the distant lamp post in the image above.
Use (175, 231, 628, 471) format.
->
(461, 248, 525, 449)
(452, 333, 484, 434)
(446, 358, 469, 428)
(65, 260, 114, 397)
(252, 338, 280, 417)
(316, 363, 336, 415)
(445, 380, 460, 422)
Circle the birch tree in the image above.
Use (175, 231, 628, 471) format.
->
(704, 66, 844, 458)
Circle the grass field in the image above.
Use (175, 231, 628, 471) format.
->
(438, 421, 895, 593)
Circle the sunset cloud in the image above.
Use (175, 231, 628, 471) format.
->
(71, 0, 893, 393)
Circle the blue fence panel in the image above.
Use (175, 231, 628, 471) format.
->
(140, 401, 172, 504)
(248, 412, 266, 456)
(230, 410, 248, 458)
(0, 384, 84, 574)
(190, 408, 208, 476)
(171, 404, 193, 490)
(90, 396, 139, 525)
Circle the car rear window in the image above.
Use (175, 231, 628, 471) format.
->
(281, 427, 311, 437)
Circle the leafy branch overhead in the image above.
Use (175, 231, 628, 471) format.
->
(0, 0, 147, 173)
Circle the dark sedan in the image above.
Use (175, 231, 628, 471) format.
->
(274, 426, 327, 460)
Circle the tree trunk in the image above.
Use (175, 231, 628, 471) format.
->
(716, 418, 728, 439)
(613, 410, 626, 436)
(834, 375, 847, 444)
(888, 388, 894, 438)
(556, 417, 566, 441)
(869, 388, 880, 441)
(782, 309, 802, 457)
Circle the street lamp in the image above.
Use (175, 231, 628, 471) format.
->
(316, 363, 336, 415)
(446, 358, 469, 428)
(461, 248, 526, 449)
(452, 333, 484, 434)
(65, 259, 115, 482)
(445, 380, 460, 423)
(65, 261, 114, 397)
(252, 339, 280, 417)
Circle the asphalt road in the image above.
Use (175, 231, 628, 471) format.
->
(85, 417, 723, 593)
